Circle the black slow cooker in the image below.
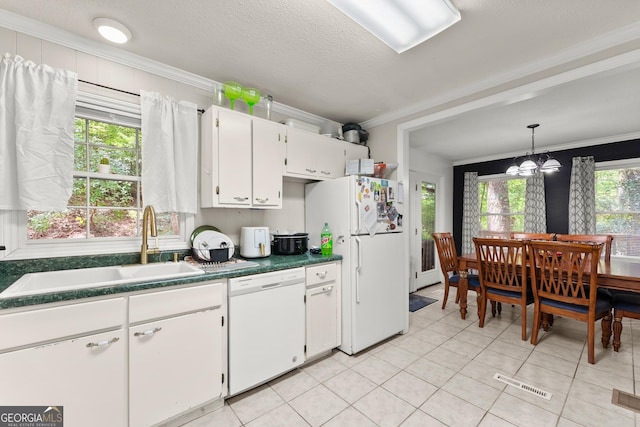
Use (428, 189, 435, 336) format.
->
(271, 233, 308, 255)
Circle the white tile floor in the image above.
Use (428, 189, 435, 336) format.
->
(182, 284, 640, 426)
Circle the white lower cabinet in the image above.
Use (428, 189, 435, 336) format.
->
(129, 282, 227, 427)
(0, 298, 127, 427)
(0, 281, 227, 427)
(305, 262, 341, 359)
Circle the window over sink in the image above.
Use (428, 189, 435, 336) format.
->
(1, 93, 192, 260)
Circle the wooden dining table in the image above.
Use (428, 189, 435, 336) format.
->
(456, 253, 640, 320)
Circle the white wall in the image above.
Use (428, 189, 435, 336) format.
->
(1, 26, 306, 250)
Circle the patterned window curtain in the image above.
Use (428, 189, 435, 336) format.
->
(568, 156, 596, 234)
(524, 173, 547, 233)
(462, 171, 479, 254)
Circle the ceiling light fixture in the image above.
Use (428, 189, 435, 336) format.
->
(506, 124, 561, 176)
(327, 0, 461, 53)
(93, 18, 132, 44)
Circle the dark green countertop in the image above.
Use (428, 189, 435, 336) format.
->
(0, 252, 342, 310)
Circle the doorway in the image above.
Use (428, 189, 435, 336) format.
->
(409, 171, 442, 291)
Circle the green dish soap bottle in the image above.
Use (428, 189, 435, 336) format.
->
(321, 223, 333, 256)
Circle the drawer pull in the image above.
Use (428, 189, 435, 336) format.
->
(234, 196, 249, 202)
(306, 168, 317, 173)
(86, 337, 120, 348)
(316, 271, 328, 279)
(134, 327, 162, 337)
(255, 197, 269, 203)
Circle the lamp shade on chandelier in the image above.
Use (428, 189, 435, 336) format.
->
(506, 124, 561, 176)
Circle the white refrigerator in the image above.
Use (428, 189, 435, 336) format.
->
(305, 175, 406, 355)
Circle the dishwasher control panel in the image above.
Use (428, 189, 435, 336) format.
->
(228, 267, 305, 297)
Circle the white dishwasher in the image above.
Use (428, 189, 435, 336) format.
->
(228, 267, 305, 396)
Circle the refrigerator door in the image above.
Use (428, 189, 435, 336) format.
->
(352, 176, 403, 236)
(340, 232, 406, 354)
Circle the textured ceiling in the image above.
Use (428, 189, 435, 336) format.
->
(1, 0, 640, 163)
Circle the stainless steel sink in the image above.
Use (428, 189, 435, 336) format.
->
(0, 262, 205, 299)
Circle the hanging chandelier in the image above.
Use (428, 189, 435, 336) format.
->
(506, 124, 561, 176)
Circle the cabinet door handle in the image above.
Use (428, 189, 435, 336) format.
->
(316, 271, 327, 279)
(255, 197, 269, 203)
(321, 171, 331, 175)
(306, 168, 317, 173)
(134, 327, 162, 337)
(310, 285, 333, 296)
(234, 196, 249, 202)
(86, 337, 120, 348)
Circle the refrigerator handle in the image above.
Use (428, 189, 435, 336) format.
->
(355, 198, 361, 233)
(355, 236, 362, 303)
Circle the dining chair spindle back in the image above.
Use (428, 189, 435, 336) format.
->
(510, 232, 556, 241)
(432, 232, 481, 311)
(528, 240, 611, 364)
(473, 238, 533, 340)
(555, 234, 614, 262)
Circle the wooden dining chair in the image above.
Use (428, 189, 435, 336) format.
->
(555, 234, 614, 262)
(528, 240, 612, 364)
(510, 232, 556, 241)
(432, 232, 481, 311)
(473, 238, 533, 340)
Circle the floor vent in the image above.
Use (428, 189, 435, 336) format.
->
(493, 373, 552, 400)
(612, 389, 640, 413)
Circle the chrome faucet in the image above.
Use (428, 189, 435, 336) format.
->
(141, 205, 159, 264)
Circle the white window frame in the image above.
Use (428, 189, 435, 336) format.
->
(0, 92, 193, 260)
(595, 157, 640, 260)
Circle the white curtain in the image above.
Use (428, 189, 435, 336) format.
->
(568, 156, 596, 234)
(524, 173, 547, 232)
(462, 171, 479, 254)
(0, 53, 77, 210)
(141, 91, 198, 214)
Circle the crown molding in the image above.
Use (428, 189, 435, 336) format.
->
(0, 8, 331, 124)
(450, 130, 640, 167)
(363, 21, 640, 129)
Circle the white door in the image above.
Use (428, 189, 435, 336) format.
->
(348, 232, 405, 354)
(0, 330, 126, 427)
(306, 283, 339, 358)
(218, 108, 252, 205)
(252, 118, 284, 207)
(409, 171, 442, 291)
(129, 309, 222, 427)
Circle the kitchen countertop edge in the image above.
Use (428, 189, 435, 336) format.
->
(0, 253, 342, 311)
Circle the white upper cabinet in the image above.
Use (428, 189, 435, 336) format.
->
(201, 106, 284, 209)
(345, 141, 369, 162)
(284, 128, 346, 180)
(252, 118, 285, 208)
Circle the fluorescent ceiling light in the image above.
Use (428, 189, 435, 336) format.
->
(327, 0, 461, 53)
(93, 17, 132, 44)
